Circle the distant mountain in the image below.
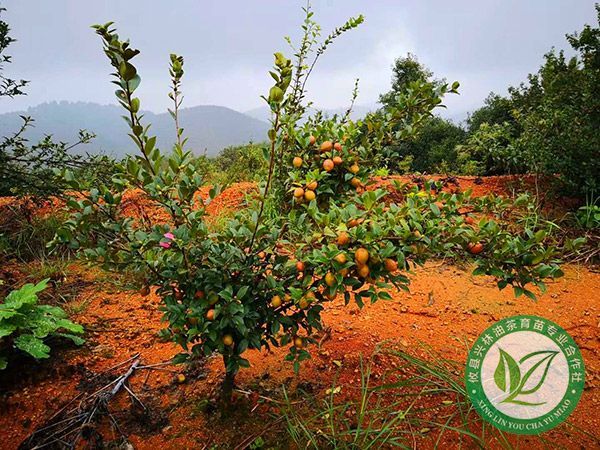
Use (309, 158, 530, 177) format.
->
(246, 103, 470, 126)
(244, 104, 377, 123)
(0, 101, 270, 158)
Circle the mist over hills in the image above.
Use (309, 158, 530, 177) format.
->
(244, 104, 467, 125)
(244, 104, 377, 123)
(0, 101, 380, 159)
(0, 101, 467, 160)
(0, 102, 270, 158)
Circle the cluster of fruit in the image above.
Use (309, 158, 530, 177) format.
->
(291, 135, 363, 204)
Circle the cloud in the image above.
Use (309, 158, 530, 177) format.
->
(0, 0, 596, 120)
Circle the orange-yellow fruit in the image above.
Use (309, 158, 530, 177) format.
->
(306, 181, 318, 191)
(349, 164, 360, 174)
(293, 156, 303, 168)
(324, 272, 336, 287)
(206, 309, 215, 321)
(348, 218, 359, 228)
(467, 242, 484, 255)
(296, 261, 306, 272)
(258, 251, 266, 260)
(304, 190, 316, 201)
(434, 201, 444, 209)
(194, 290, 205, 300)
(333, 142, 342, 151)
(271, 295, 282, 307)
(309, 135, 316, 145)
(384, 258, 398, 272)
(332, 156, 343, 166)
(355, 248, 370, 265)
(337, 231, 350, 246)
(340, 268, 349, 277)
(139, 285, 150, 297)
(222, 334, 234, 346)
(465, 216, 475, 225)
(293, 187, 305, 198)
(298, 298, 309, 309)
(320, 141, 333, 152)
(357, 264, 370, 278)
(323, 159, 335, 172)
(294, 337, 304, 348)
(334, 253, 348, 265)
(176, 374, 186, 384)
(350, 177, 361, 188)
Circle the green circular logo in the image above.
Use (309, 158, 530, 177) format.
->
(466, 315, 585, 435)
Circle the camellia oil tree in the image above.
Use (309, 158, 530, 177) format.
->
(54, 5, 573, 403)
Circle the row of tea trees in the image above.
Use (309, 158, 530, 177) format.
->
(53, 9, 573, 402)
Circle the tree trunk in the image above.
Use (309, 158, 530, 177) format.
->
(219, 355, 236, 409)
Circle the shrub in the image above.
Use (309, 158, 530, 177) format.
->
(456, 122, 524, 176)
(0, 5, 117, 198)
(0, 203, 69, 261)
(209, 143, 268, 186)
(54, 6, 571, 403)
(0, 279, 84, 370)
(463, 6, 600, 196)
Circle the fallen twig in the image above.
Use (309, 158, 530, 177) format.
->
(20, 355, 145, 450)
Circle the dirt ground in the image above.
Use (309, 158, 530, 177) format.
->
(0, 176, 598, 449)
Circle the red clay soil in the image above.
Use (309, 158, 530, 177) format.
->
(0, 177, 598, 449)
(1, 263, 598, 449)
(0, 181, 258, 228)
(0, 175, 576, 227)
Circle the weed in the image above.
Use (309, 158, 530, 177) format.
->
(0, 204, 69, 261)
(574, 195, 600, 230)
(278, 342, 596, 449)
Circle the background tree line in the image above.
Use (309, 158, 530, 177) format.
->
(379, 6, 599, 198)
(1, 4, 598, 200)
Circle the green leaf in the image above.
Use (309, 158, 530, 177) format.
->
(56, 333, 85, 346)
(171, 353, 190, 364)
(268, 86, 284, 103)
(55, 318, 84, 334)
(237, 285, 249, 299)
(494, 348, 521, 393)
(517, 350, 559, 395)
(238, 357, 250, 368)
(0, 356, 7, 370)
(119, 61, 137, 81)
(0, 323, 17, 337)
(37, 305, 68, 318)
(513, 286, 524, 298)
(14, 335, 51, 359)
(0, 309, 19, 320)
(4, 279, 49, 308)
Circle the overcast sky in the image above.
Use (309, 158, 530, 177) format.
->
(0, 0, 596, 119)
